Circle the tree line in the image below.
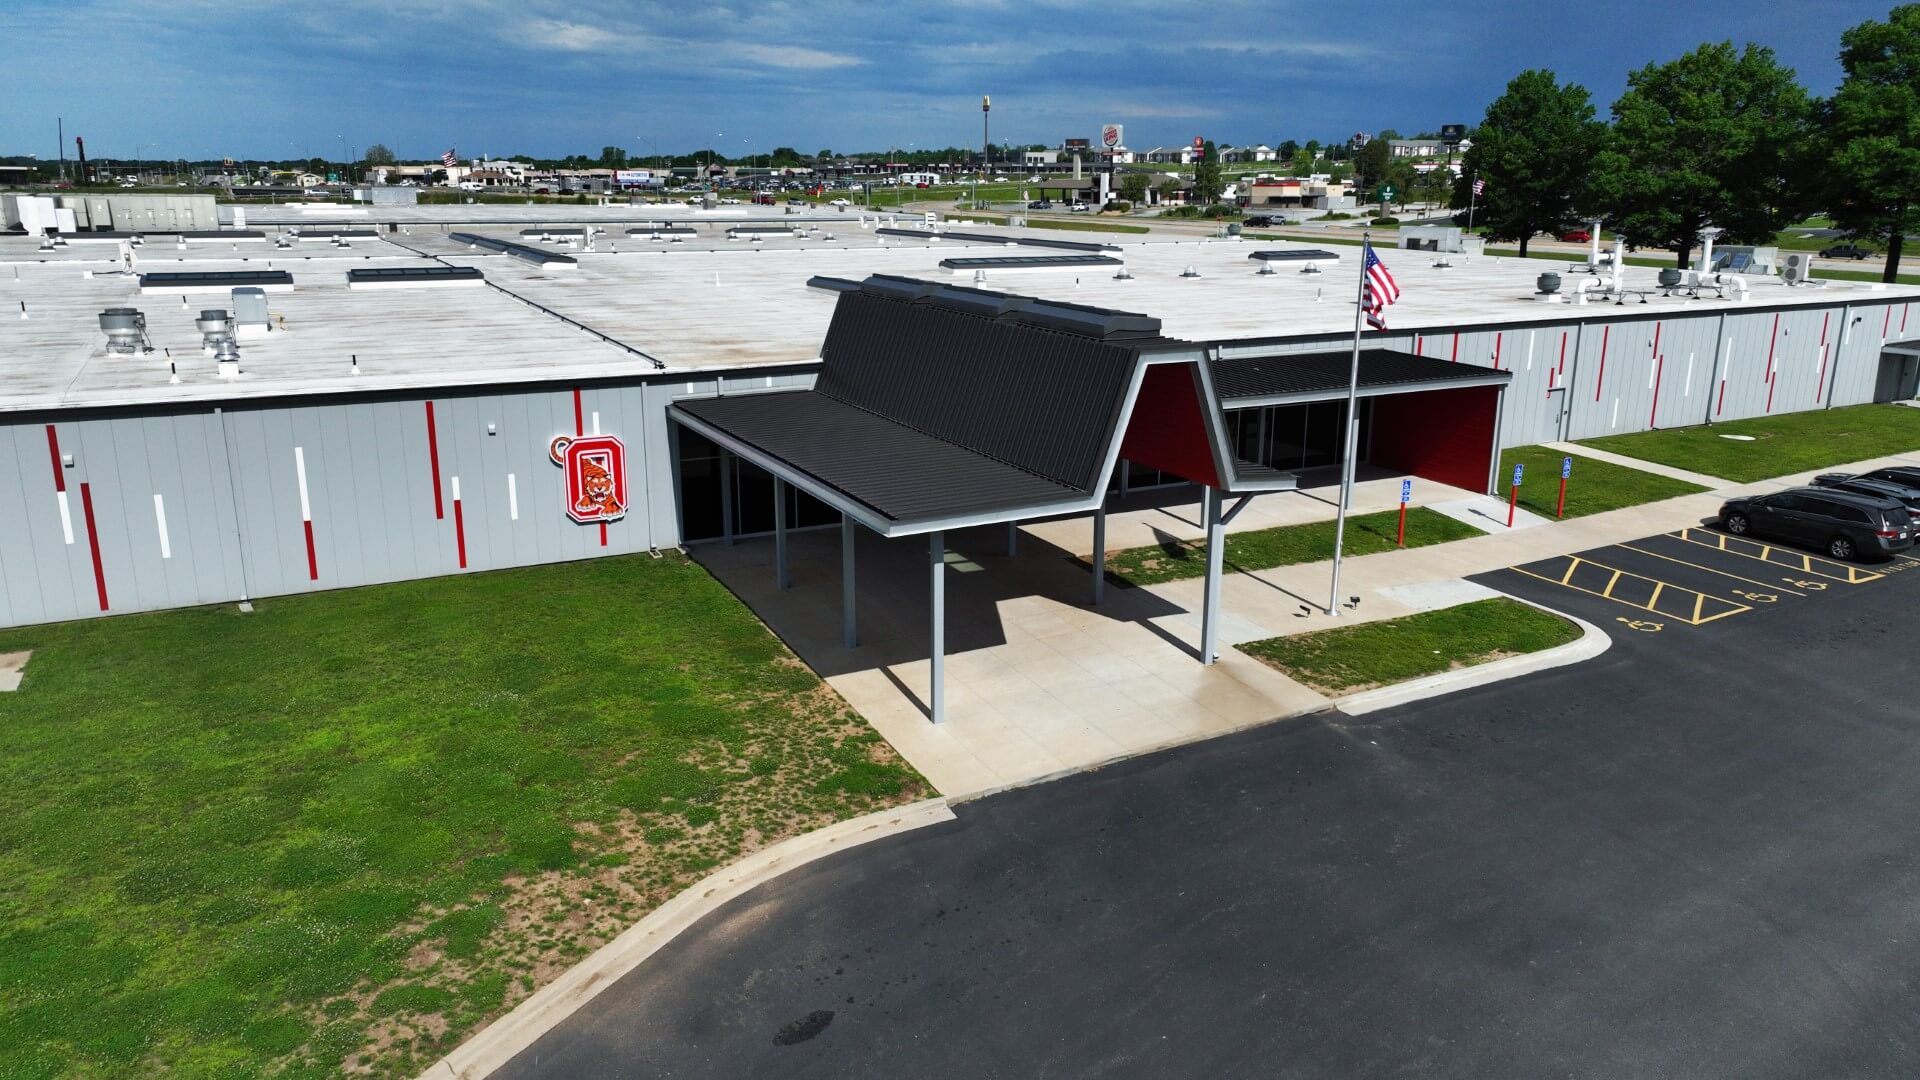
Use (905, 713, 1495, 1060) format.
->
(1444, 5, 1920, 278)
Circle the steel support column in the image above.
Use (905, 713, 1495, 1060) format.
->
(773, 477, 789, 590)
(1006, 520, 1019, 557)
(930, 530, 946, 723)
(841, 513, 858, 648)
(720, 451, 734, 545)
(1091, 501, 1107, 606)
(1200, 486, 1223, 665)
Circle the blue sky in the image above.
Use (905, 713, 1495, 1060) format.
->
(0, 0, 1895, 162)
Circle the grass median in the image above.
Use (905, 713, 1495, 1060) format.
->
(1499, 445, 1710, 518)
(0, 554, 925, 1079)
(1577, 404, 1920, 483)
(1104, 506, 1481, 587)
(1241, 597, 1581, 694)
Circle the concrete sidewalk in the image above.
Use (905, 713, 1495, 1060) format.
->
(1544, 440, 1735, 488)
(699, 447, 1920, 799)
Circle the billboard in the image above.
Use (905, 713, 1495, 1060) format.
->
(1063, 138, 1091, 150)
(1440, 123, 1467, 144)
(614, 169, 659, 187)
(1101, 124, 1123, 149)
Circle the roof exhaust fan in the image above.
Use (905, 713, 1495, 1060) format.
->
(196, 309, 242, 376)
(99, 307, 154, 355)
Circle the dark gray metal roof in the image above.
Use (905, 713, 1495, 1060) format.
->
(673, 279, 1179, 528)
(347, 266, 483, 283)
(676, 393, 1082, 524)
(446, 232, 578, 265)
(806, 275, 863, 293)
(1210, 349, 1511, 403)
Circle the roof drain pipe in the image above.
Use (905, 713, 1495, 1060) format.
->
(1573, 278, 1598, 306)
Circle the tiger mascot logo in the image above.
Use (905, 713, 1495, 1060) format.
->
(550, 434, 628, 523)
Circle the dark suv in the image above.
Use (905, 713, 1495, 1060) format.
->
(1812, 472, 1920, 515)
(1718, 487, 1914, 561)
(1863, 465, 1920, 489)
(1818, 242, 1873, 260)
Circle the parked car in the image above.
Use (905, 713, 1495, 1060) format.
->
(828, 198, 850, 207)
(1812, 472, 1920, 515)
(1864, 465, 1920, 489)
(1067, 202, 1091, 213)
(1718, 487, 1913, 561)
(1557, 229, 1591, 243)
(1028, 200, 1054, 209)
(1819, 242, 1874, 260)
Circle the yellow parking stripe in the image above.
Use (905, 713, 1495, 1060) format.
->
(1668, 529, 1883, 584)
(1509, 555, 1751, 626)
(1614, 542, 1808, 597)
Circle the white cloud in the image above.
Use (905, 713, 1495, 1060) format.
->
(732, 43, 862, 70)
(520, 17, 636, 52)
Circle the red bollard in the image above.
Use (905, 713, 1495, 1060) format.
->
(1556, 476, 1568, 519)
(1397, 501, 1407, 546)
(1507, 483, 1519, 528)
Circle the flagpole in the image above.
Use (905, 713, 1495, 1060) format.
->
(1466, 172, 1478, 234)
(1328, 231, 1370, 617)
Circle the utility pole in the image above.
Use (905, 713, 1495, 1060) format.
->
(57, 118, 65, 182)
(982, 94, 991, 181)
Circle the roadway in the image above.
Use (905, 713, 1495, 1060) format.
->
(498, 531, 1920, 1079)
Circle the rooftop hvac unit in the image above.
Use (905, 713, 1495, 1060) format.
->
(1783, 252, 1813, 286)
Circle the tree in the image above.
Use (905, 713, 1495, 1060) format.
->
(364, 144, 396, 166)
(1276, 139, 1299, 161)
(816, 149, 834, 161)
(1587, 41, 1815, 267)
(1192, 140, 1225, 205)
(1119, 171, 1151, 205)
(1353, 133, 1393, 198)
(599, 145, 628, 169)
(1450, 69, 1607, 255)
(1304, 139, 1321, 159)
(1825, 4, 1920, 281)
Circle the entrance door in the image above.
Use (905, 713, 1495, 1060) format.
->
(1875, 352, 1920, 403)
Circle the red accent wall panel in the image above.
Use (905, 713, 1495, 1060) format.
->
(1369, 386, 1500, 494)
(1117, 363, 1220, 487)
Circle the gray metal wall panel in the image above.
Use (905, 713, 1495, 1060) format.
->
(0, 426, 53, 624)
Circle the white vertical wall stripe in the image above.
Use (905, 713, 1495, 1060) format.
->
(508, 473, 519, 520)
(56, 490, 73, 545)
(591, 411, 601, 435)
(451, 475, 462, 501)
(153, 493, 172, 559)
(294, 445, 312, 522)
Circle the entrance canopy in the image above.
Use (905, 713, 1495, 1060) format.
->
(670, 276, 1513, 536)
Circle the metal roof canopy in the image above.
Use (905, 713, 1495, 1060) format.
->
(1209, 348, 1512, 408)
(671, 276, 1187, 537)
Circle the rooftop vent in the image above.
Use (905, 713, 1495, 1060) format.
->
(98, 308, 154, 355)
(1181, 265, 1201, 278)
(196, 309, 242, 374)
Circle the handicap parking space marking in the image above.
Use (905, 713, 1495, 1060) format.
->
(1666, 528, 1884, 585)
(1611, 540, 1809, 599)
(1509, 553, 1752, 626)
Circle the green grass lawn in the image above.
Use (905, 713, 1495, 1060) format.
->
(0, 554, 924, 1079)
(1240, 597, 1581, 694)
(1499, 445, 1710, 518)
(1577, 404, 1920, 483)
(1105, 506, 1482, 587)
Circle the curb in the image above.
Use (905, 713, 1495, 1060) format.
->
(1334, 593, 1610, 717)
(419, 797, 956, 1080)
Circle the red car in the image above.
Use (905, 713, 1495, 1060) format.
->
(1558, 229, 1592, 243)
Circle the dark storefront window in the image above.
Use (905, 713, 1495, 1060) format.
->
(676, 425, 842, 542)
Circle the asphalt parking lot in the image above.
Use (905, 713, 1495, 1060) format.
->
(500, 529, 1920, 1080)
(1490, 525, 1919, 637)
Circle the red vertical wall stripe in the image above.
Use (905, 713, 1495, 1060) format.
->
(79, 482, 107, 611)
(44, 426, 64, 491)
(573, 388, 584, 437)
(454, 498, 468, 568)
(1593, 326, 1610, 401)
(1492, 332, 1502, 370)
(1815, 312, 1832, 404)
(303, 521, 319, 580)
(1450, 334, 1459, 363)
(1763, 314, 1781, 413)
(1649, 354, 1666, 428)
(425, 401, 444, 519)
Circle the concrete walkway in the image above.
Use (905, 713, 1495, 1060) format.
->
(1546, 440, 1735, 489)
(698, 447, 1920, 799)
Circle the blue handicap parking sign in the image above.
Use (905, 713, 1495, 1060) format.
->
(1400, 479, 1412, 504)
(1561, 455, 1573, 479)
(1512, 463, 1525, 487)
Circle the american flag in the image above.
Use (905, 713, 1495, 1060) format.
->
(1362, 242, 1400, 331)
(1472, 177, 1486, 196)
(441, 148, 458, 168)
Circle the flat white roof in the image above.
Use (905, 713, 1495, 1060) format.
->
(2, 218, 1915, 414)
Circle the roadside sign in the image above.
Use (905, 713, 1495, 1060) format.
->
(1400, 479, 1412, 504)
(1102, 124, 1123, 150)
(1561, 456, 1573, 479)
(1378, 184, 1396, 203)
(1512, 463, 1525, 487)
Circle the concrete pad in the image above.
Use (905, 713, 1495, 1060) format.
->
(1376, 579, 1501, 612)
(1428, 494, 1553, 532)
(0, 650, 27, 691)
